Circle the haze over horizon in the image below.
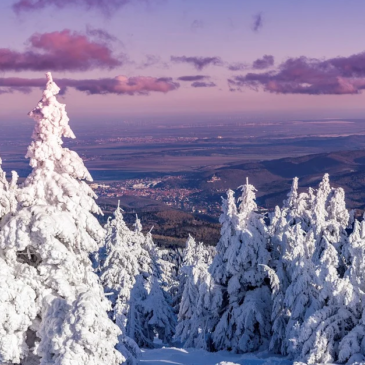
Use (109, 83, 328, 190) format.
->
(2, 0, 365, 124)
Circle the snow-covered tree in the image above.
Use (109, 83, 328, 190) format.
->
(174, 235, 200, 314)
(0, 73, 123, 365)
(100, 206, 175, 350)
(140, 230, 177, 344)
(175, 236, 215, 348)
(127, 270, 176, 348)
(266, 174, 354, 362)
(286, 175, 354, 364)
(210, 182, 271, 353)
(100, 205, 141, 364)
(210, 189, 239, 287)
(266, 177, 306, 354)
(336, 217, 365, 364)
(161, 245, 184, 312)
(282, 227, 321, 357)
(0, 158, 18, 222)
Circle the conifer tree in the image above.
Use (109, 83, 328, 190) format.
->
(110, 216, 176, 348)
(211, 182, 271, 353)
(140, 230, 177, 344)
(282, 227, 321, 357)
(210, 189, 239, 287)
(267, 177, 304, 354)
(267, 175, 354, 363)
(175, 236, 215, 348)
(173, 235, 196, 314)
(0, 73, 123, 365)
(294, 175, 354, 364)
(0, 158, 18, 221)
(100, 204, 141, 364)
(337, 218, 365, 364)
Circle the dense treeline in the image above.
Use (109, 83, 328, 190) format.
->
(174, 175, 364, 365)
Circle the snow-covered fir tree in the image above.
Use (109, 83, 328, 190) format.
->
(161, 245, 184, 312)
(0, 73, 123, 365)
(210, 181, 271, 353)
(210, 189, 239, 289)
(267, 177, 314, 355)
(281, 227, 321, 357)
(100, 205, 176, 349)
(139, 230, 177, 345)
(337, 216, 365, 364)
(174, 235, 199, 315)
(296, 175, 355, 364)
(265, 174, 357, 363)
(175, 235, 215, 348)
(0, 157, 18, 222)
(100, 204, 141, 364)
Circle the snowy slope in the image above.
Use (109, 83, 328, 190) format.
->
(139, 347, 293, 365)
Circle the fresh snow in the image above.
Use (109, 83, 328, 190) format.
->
(3, 73, 365, 364)
(139, 347, 293, 365)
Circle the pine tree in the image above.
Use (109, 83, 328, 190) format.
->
(210, 189, 239, 287)
(100, 205, 141, 364)
(337, 218, 365, 364)
(282, 227, 321, 357)
(295, 175, 354, 364)
(160, 245, 184, 313)
(0, 158, 18, 221)
(266, 177, 307, 355)
(0, 73, 123, 365)
(175, 236, 215, 348)
(174, 235, 199, 314)
(211, 182, 271, 353)
(267, 175, 354, 363)
(204, 190, 238, 351)
(140, 230, 177, 345)
(100, 209, 176, 358)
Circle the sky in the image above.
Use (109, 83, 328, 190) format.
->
(2, 0, 365, 123)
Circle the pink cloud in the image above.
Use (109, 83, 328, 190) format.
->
(0, 75, 179, 95)
(0, 30, 122, 72)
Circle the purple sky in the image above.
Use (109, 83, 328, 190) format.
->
(2, 0, 365, 123)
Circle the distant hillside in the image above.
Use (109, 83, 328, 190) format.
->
(211, 149, 365, 209)
(157, 149, 365, 211)
(96, 149, 365, 247)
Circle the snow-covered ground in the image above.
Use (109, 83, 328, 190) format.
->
(139, 347, 293, 365)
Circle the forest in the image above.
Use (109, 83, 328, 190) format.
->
(1, 74, 365, 365)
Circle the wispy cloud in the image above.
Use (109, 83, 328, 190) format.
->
(227, 62, 247, 71)
(0, 30, 123, 72)
(191, 81, 216, 88)
(138, 54, 169, 69)
(12, 0, 142, 17)
(85, 26, 119, 44)
(0, 75, 179, 95)
(171, 56, 223, 70)
(228, 52, 365, 94)
(252, 12, 263, 33)
(191, 19, 204, 32)
(177, 75, 208, 82)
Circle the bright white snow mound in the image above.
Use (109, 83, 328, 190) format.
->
(139, 347, 293, 365)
